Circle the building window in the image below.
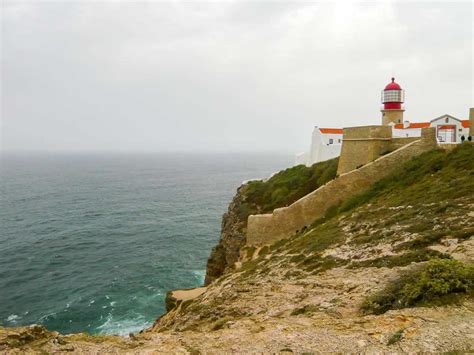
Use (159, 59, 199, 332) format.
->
(445, 117, 449, 123)
(329, 139, 333, 144)
(338, 139, 341, 143)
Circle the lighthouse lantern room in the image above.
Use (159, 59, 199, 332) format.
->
(381, 77, 405, 125)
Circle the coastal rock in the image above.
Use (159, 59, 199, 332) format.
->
(205, 184, 249, 285)
(0, 325, 51, 348)
(165, 287, 207, 312)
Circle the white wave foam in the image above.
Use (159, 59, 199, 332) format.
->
(96, 314, 151, 336)
(39, 312, 56, 322)
(191, 269, 206, 284)
(7, 314, 20, 322)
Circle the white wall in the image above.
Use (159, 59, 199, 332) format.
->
(307, 128, 342, 166)
(392, 127, 422, 138)
(430, 116, 469, 143)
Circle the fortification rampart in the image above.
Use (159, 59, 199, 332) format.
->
(390, 137, 419, 150)
(337, 125, 392, 175)
(246, 127, 436, 246)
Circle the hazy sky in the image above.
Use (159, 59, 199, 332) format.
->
(2, 1, 473, 153)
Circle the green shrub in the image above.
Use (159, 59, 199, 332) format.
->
(361, 259, 474, 315)
(387, 329, 404, 345)
(244, 158, 338, 216)
(349, 249, 451, 269)
(340, 144, 474, 213)
(290, 304, 318, 316)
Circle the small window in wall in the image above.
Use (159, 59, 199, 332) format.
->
(445, 117, 449, 123)
(338, 139, 341, 143)
(329, 138, 333, 144)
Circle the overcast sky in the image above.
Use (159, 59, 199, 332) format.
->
(1, 0, 473, 153)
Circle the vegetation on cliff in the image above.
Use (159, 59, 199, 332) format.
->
(239, 157, 338, 220)
(219, 143, 474, 314)
(362, 258, 474, 315)
(205, 157, 339, 284)
(4, 145, 473, 353)
(161, 145, 474, 346)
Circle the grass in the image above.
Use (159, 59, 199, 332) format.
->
(211, 317, 232, 331)
(387, 329, 404, 345)
(349, 249, 451, 269)
(339, 144, 474, 213)
(301, 255, 347, 274)
(238, 157, 338, 220)
(287, 223, 345, 255)
(361, 259, 474, 315)
(235, 145, 473, 286)
(395, 227, 474, 251)
(290, 305, 318, 316)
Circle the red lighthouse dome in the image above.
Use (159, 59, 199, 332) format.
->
(381, 77, 404, 110)
(384, 77, 401, 91)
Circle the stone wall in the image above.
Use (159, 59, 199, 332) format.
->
(337, 125, 392, 175)
(390, 137, 420, 150)
(246, 127, 437, 246)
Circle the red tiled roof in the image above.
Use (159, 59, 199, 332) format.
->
(319, 128, 343, 134)
(394, 122, 431, 129)
(394, 120, 470, 129)
(438, 125, 456, 130)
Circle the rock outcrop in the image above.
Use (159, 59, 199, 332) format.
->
(2, 144, 473, 353)
(204, 185, 249, 285)
(165, 287, 207, 312)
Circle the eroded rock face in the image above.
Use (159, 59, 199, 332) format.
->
(165, 287, 207, 312)
(204, 185, 249, 285)
(0, 325, 50, 348)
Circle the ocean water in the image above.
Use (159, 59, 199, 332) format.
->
(0, 152, 291, 335)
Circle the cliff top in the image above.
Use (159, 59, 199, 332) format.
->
(2, 144, 473, 353)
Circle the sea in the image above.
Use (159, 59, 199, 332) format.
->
(0, 152, 291, 336)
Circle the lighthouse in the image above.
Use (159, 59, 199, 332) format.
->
(381, 77, 405, 125)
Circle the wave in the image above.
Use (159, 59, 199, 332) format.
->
(96, 313, 151, 336)
(191, 269, 206, 285)
(6, 314, 20, 323)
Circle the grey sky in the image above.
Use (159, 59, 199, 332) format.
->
(1, 1, 473, 153)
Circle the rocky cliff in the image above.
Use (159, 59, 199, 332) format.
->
(205, 158, 339, 284)
(2, 145, 473, 353)
(204, 185, 249, 285)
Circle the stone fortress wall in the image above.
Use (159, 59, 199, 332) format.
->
(337, 125, 392, 175)
(246, 127, 437, 247)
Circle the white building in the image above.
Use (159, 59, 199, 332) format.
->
(392, 114, 470, 143)
(295, 127, 343, 166)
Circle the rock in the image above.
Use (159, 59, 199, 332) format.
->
(165, 290, 178, 312)
(60, 344, 75, 351)
(165, 287, 207, 312)
(205, 184, 250, 285)
(357, 340, 367, 347)
(441, 238, 458, 247)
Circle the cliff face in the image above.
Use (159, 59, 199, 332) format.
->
(204, 185, 249, 285)
(3, 145, 473, 354)
(148, 144, 474, 353)
(205, 157, 339, 284)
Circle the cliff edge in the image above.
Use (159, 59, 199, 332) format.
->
(205, 157, 339, 284)
(2, 144, 473, 353)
